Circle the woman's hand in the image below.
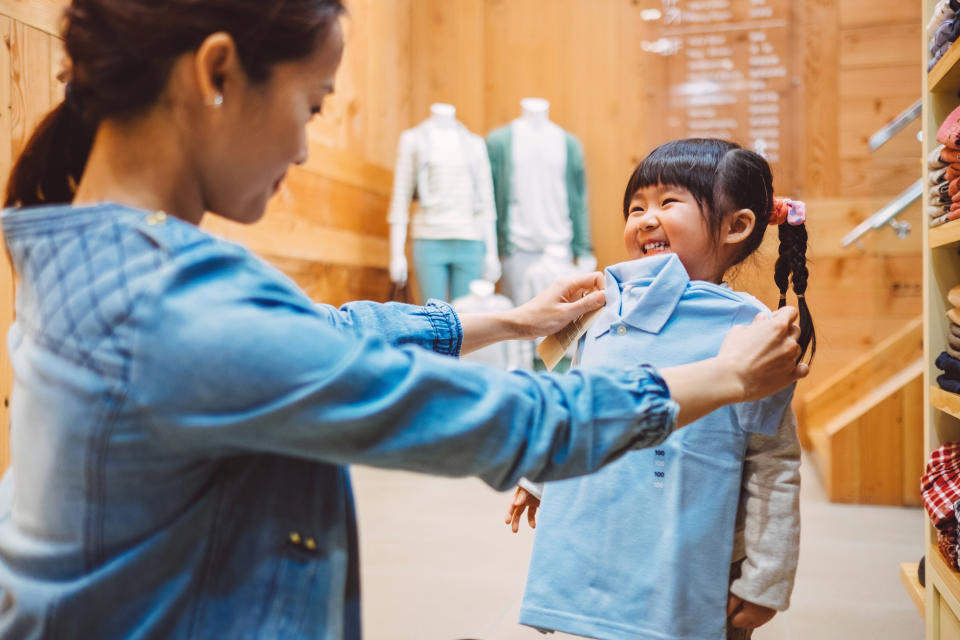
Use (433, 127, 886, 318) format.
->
(659, 306, 807, 427)
(717, 306, 808, 403)
(504, 486, 540, 533)
(458, 272, 606, 354)
(511, 272, 606, 340)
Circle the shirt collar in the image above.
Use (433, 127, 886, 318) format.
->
(593, 253, 690, 337)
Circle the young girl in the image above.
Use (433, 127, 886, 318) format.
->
(506, 138, 814, 640)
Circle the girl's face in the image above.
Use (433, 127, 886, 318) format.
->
(623, 184, 725, 283)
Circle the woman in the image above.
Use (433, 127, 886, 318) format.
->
(0, 1, 807, 638)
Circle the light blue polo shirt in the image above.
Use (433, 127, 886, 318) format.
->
(519, 253, 794, 640)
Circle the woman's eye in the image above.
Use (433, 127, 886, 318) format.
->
(310, 106, 322, 116)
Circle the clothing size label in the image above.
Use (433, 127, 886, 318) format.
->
(653, 449, 667, 489)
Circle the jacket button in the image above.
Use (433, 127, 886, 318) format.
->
(289, 532, 302, 545)
(305, 538, 317, 551)
(146, 211, 167, 226)
(616, 325, 627, 336)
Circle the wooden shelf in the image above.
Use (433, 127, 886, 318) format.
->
(931, 40, 960, 94)
(931, 550, 960, 611)
(932, 386, 960, 420)
(930, 219, 960, 249)
(901, 562, 925, 618)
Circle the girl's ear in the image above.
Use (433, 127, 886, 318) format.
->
(723, 208, 756, 246)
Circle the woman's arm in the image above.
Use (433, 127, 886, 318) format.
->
(459, 272, 606, 354)
(311, 272, 604, 356)
(660, 307, 807, 427)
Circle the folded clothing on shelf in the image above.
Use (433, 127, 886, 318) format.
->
(936, 351, 960, 387)
(939, 525, 960, 570)
(932, 145, 950, 170)
(930, 0, 960, 69)
(922, 442, 960, 529)
(930, 148, 960, 226)
(929, 0, 959, 37)
(931, 211, 960, 228)
(937, 105, 960, 147)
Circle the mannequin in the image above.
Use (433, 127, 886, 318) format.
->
(451, 279, 527, 370)
(387, 103, 500, 302)
(485, 98, 596, 306)
(518, 244, 581, 371)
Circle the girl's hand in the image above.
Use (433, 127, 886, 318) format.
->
(511, 272, 606, 340)
(504, 487, 540, 533)
(726, 593, 776, 629)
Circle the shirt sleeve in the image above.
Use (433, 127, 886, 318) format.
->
(729, 406, 802, 611)
(312, 300, 462, 356)
(130, 242, 679, 491)
(387, 131, 418, 226)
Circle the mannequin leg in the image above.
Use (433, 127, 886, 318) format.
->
(449, 240, 485, 301)
(500, 248, 543, 305)
(413, 239, 452, 302)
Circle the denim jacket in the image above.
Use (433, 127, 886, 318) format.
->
(0, 203, 677, 639)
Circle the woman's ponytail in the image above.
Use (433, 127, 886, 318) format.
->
(773, 212, 816, 364)
(4, 86, 95, 208)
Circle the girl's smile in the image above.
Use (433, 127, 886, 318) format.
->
(623, 183, 723, 282)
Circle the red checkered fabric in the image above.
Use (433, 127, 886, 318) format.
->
(940, 529, 960, 570)
(922, 442, 960, 528)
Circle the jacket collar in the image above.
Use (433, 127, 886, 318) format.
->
(593, 253, 690, 338)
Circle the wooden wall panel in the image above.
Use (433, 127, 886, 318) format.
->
(802, 0, 840, 197)
(409, 0, 485, 133)
(0, 0, 66, 37)
(0, 12, 64, 472)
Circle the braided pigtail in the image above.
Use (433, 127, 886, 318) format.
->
(772, 200, 815, 364)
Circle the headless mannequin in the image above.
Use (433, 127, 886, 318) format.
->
(519, 244, 581, 370)
(388, 103, 500, 302)
(493, 98, 596, 305)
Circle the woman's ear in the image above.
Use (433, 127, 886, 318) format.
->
(193, 32, 242, 108)
(723, 208, 756, 246)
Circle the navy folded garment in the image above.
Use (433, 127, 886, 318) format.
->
(939, 374, 960, 394)
(937, 351, 960, 379)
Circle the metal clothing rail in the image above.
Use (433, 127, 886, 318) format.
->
(868, 99, 922, 152)
(840, 179, 922, 248)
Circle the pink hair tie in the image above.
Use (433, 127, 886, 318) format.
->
(770, 197, 806, 226)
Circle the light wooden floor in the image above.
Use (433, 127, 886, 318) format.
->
(352, 453, 925, 639)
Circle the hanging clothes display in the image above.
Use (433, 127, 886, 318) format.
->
(486, 98, 594, 306)
(387, 104, 499, 302)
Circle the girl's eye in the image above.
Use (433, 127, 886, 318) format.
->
(310, 106, 322, 116)
(662, 198, 677, 206)
(629, 207, 644, 216)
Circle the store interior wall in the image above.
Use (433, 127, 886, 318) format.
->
(0, 0, 924, 471)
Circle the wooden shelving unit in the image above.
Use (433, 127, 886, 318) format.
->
(903, 562, 926, 618)
(930, 220, 960, 249)
(932, 387, 960, 420)
(924, 3, 960, 637)
(930, 39, 960, 93)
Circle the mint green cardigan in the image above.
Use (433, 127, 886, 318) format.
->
(485, 125, 592, 258)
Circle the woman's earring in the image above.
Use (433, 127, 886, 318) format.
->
(211, 93, 224, 108)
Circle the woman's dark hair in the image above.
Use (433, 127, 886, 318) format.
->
(622, 138, 815, 364)
(4, 0, 346, 209)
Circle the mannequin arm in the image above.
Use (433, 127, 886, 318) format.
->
(389, 223, 408, 284)
(482, 217, 501, 283)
